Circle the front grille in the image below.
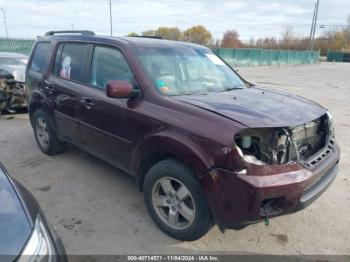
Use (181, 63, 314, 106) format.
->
(304, 138, 335, 168)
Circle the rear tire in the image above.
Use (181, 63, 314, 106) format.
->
(143, 158, 213, 241)
(33, 109, 65, 155)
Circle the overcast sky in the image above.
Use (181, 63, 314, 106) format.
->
(0, 0, 349, 40)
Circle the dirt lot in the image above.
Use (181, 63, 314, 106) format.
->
(0, 62, 349, 255)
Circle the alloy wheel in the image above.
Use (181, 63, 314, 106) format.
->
(151, 177, 195, 230)
(36, 117, 50, 149)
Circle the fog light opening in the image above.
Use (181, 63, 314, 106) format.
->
(260, 197, 286, 221)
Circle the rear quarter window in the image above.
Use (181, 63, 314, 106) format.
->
(29, 42, 51, 74)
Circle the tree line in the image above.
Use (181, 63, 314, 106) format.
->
(127, 15, 350, 55)
(128, 25, 213, 46)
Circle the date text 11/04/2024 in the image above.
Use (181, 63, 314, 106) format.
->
(127, 255, 220, 261)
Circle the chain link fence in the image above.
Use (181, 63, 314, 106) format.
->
(0, 37, 35, 55)
(213, 48, 320, 67)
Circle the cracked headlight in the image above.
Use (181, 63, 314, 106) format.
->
(18, 215, 55, 262)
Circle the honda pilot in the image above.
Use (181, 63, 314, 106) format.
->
(26, 31, 340, 241)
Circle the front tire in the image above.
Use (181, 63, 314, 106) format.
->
(143, 159, 212, 241)
(33, 109, 65, 155)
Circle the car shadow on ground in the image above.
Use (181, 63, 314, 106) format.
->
(46, 144, 190, 253)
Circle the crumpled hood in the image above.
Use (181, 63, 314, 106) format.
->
(0, 64, 26, 82)
(174, 87, 327, 128)
(0, 167, 31, 258)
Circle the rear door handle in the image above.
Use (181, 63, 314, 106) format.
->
(80, 97, 95, 109)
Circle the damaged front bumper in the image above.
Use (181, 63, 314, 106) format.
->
(199, 142, 340, 230)
(0, 79, 27, 112)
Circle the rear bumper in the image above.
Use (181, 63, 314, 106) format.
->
(200, 143, 340, 229)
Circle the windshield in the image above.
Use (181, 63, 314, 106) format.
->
(134, 46, 245, 96)
(0, 57, 27, 66)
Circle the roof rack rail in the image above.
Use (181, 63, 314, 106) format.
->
(129, 35, 163, 40)
(45, 30, 95, 36)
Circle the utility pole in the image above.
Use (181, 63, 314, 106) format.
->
(0, 8, 9, 38)
(310, 0, 320, 51)
(70, 24, 74, 30)
(109, 0, 113, 36)
(309, 3, 316, 42)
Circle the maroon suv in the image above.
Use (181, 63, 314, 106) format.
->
(26, 31, 340, 241)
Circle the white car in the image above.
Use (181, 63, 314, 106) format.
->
(0, 52, 28, 113)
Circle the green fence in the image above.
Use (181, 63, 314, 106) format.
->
(0, 37, 35, 55)
(326, 50, 344, 62)
(0, 38, 321, 66)
(213, 48, 320, 67)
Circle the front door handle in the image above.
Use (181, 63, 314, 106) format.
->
(44, 80, 55, 94)
(45, 86, 54, 92)
(44, 80, 53, 87)
(56, 94, 74, 107)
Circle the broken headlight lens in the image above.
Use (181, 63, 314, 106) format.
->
(235, 131, 269, 165)
(236, 143, 266, 165)
(18, 215, 55, 262)
(12, 70, 25, 83)
(243, 154, 266, 165)
(235, 128, 291, 165)
(326, 111, 335, 138)
(235, 128, 274, 165)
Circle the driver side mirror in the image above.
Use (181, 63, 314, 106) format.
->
(106, 80, 140, 99)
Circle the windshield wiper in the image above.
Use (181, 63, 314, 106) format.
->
(222, 86, 244, 92)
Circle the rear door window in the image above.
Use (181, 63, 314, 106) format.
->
(29, 42, 51, 74)
(90, 46, 134, 90)
(53, 43, 88, 83)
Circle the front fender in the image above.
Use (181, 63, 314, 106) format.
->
(131, 131, 214, 178)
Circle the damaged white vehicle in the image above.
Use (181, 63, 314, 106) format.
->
(0, 52, 28, 113)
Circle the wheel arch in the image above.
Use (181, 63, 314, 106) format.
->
(132, 135, 212, 192)
(28, 91, 49, 127)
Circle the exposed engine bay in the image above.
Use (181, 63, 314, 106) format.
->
(235, 113, 334, 168)
(0, 52, 28, 114)
(0, 77, 27, 113)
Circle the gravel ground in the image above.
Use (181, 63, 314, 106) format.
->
(0, 62, 349, 256)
